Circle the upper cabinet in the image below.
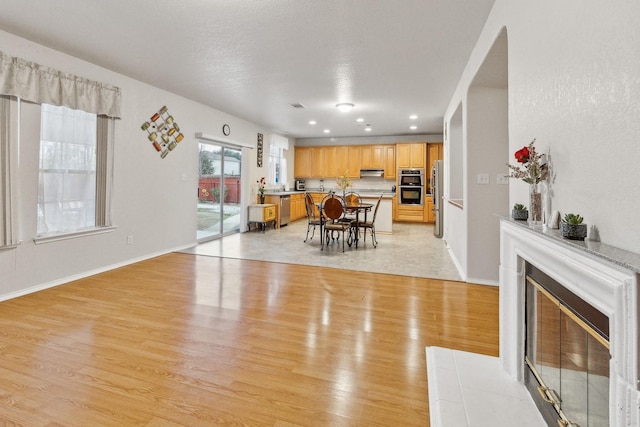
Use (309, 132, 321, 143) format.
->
(294, 147, 311, 178)
(310, 146, 325, 178)
(324, 146, 340, 178)
(361, 145, 385, 169)
(293, 143, 402, 179)
(427, 143, 443, 170)
(396, 142, 426, 169)
(384, 145, 396, 179)
(346, 146, 361, 178)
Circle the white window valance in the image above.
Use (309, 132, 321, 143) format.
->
(0, 51, 121, 118)
(270, 134, 289, 150)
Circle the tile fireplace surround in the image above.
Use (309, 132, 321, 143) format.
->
(427, 218, 640, 426)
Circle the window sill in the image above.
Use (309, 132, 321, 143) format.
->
(34, 226, 116, 245)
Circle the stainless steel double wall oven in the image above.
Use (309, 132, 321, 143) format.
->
(398, 168, 424, 205)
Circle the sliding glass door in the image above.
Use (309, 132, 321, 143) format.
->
(197, 143, 242, 241)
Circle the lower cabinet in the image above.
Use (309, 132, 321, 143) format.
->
(425, 196, 435, 223)
(290, 193, 306, 221)
(396, 204, 425, 222)
(247, 204, 276, 232)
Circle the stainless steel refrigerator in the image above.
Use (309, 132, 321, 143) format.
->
(431, 160, 444, 237)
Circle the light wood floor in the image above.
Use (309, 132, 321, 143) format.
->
(0, 253, 498, 426)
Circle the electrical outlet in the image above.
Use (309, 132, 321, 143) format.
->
(496, 173, 510, 185)
(477, 173, 490, 185)
(127, 235, 133, 245)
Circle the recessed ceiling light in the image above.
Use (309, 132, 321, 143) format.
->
(356, 117, 364, 123)
(365, 125, 372, 132)
(309, 120, 316, 125)
(410, 125, 417, 130)
(336, 103, 354, 113)
(323, 129, 330, 133)
(409, 114, 418, 120)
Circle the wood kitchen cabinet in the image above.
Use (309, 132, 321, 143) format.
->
(426, 142, 443, 188)
(361, 145, 385, 169)
(425, 195, 435, 223)
(294, 147, 311, 178)
(346, 146, 361, 178)
(396, 142, 426, 169)
(290, 193, 306, 221)
(384, 145, 396, 179)
(310, 146, 325, 178)
(396, 204, 426, 222)
(427, 143, 443, 170)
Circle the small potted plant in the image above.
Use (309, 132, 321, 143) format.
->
(512, 203, 528, 221)
(561, 213, 587, 240)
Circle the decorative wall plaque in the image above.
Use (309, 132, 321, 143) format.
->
(140, 105, 184, 159)
(257, 133, 263, 167)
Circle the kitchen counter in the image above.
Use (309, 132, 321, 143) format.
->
(263, 189, 394, 233)
(263, 189, 396, 198)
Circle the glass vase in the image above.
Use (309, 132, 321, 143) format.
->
(529, 183, 544, 225)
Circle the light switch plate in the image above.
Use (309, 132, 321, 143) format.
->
(477, 173, 489, 185)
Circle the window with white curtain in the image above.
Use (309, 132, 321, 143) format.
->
(0, 51, 120, 243)
(268, 134, 288, 186)
(37, 104, 112, 236)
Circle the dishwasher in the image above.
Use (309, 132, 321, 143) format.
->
(279, 195, 291, 226)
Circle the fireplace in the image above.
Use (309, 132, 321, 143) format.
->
(524, 263, 610, 426)
(426, 220, 639, 426)
(499, 219, 640, 426)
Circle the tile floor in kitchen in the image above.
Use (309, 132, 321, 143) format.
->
(182, 219, 462, 281)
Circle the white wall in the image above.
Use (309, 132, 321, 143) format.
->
(0, 29, 272, 299)
(443, 0, 640, 284)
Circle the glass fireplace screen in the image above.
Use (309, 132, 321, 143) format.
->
(525, 272, 610, 427)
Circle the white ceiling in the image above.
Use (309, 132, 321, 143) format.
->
(0, 0, 495, 139)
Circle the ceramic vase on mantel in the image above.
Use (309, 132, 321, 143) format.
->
(529, 183, 544, 225)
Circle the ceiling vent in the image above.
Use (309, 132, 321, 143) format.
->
(290, 103, 306, 109)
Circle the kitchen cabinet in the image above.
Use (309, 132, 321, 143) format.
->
(310, 146, 325, 178)
(426, 142, 443, 189)
(396, 204, 426, 222)
(427, 143, 443, 170)
(290, 193, 306, 221)
(384, 145, 396, 179)
(325, 146, 351, 179)
(361, 145, 385, 169)
(425, 196, 435, 223)
(294, 147, 311, 178)
(346, 146, 361, 178)
(396, 142, 426, 169)
(247, 204, 276, 232)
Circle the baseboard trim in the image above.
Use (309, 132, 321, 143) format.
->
(0, 243, 195, 303)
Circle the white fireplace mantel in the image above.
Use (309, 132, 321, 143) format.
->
(427, 219, 640, 426)
(500, 218, 640, 426)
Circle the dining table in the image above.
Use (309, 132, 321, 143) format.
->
(317, 200, 372, 249)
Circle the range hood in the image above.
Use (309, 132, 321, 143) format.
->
(360, 169, 384, 178)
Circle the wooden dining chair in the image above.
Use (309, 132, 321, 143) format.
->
(359, 193, 383, 247)
(303, 192, 321, 242)
(342, 191, 361, 224)
(321, 193, 351, 252)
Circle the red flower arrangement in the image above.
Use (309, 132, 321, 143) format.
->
(256, 177, 266, 195)
(507, 139, 547, 184)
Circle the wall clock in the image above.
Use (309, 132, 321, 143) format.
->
(222, 124, 230, 136)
